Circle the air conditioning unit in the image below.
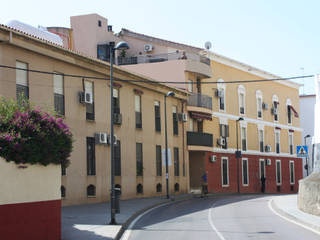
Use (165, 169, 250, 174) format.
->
(209, 155, 216, 163)
(178, 113, 188, 122)
(271, 107, 278, 115)
(217, 137, 226, 146)
(266, 159, 272, 166)
(95, 132, 108, 144)
(107, 134, 118, 145)
(262, 102, 268, 110)
(114, 113, 122, 125)
(265, 145, 272, 152)
(144, 44, 153, 52)
(78, 91, 93, 104)
(215, 90, 223, 98)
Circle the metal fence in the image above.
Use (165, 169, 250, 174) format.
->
(187, 131, 213, 147)
(187, 93, 212, 110)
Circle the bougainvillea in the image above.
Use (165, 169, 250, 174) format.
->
(0, 97, 73, 167)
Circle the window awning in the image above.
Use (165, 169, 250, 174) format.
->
(190, 112, 212, 120)
(289, 105, 299, 118)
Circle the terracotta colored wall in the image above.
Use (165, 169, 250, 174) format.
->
(205, 152, 302, 194)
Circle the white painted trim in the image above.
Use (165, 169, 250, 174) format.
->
(208, 52, 301, 89)
(219, 117, 228, 125)
(256, 92, 263, 120)
(212, 111, 303, 132)
(289, 160, 295, 184)
(276, 159, 282, 185)
(259, 159, 266, 178)
(242, 158, 249, 186)
(240, 125, 247, 151)
(221, 157, 229, 187)
(238, 85, 246, 116)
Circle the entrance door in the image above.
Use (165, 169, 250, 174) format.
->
(259, 159, 266, 178)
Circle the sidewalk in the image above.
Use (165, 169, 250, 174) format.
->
(62, 194, 193, 240)
(271, 194, 320, 234)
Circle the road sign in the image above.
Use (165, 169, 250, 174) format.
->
(297, 145, 308, 157)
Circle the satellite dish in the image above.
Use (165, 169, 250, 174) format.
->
(205, 41, 212, 50)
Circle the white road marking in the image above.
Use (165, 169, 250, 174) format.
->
(208, 202, 226, 240)
(268, 199, 320, 236)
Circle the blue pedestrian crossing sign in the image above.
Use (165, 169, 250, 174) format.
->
(297, 145, 308, 157)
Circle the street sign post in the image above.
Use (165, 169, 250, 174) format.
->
(297, 145, 308, 157)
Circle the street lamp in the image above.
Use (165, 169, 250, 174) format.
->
(109, 41, 129, 225)
(235, 117, 244, 193)
(304, 134, 311, 176)
(164, 91, 175, 199)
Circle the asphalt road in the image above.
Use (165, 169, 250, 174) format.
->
(121, 194, 320, 240)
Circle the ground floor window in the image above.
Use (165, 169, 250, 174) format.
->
(242, 158, 249, 186)
(289, 160, 295, 184)
(276, 160, 282, 185)
(221, 157, 229, 186)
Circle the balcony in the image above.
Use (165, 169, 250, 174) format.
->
(118, 51, 212, 78)
(187, 131, 213, 152)
(187, 93, 213, 118)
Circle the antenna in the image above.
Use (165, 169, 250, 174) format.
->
(205, 41, 212, 50)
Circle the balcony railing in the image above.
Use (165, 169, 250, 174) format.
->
(117, 52, 211, 66)
(187, 93, 212, 110)
(187, 131, 213, 147)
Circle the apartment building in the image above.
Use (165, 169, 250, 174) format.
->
(50, 13, 303, 194)
(0, 23, 190, 206)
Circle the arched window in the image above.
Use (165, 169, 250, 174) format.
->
(137, 184, 143, 194)
(286, 98, 292, 124)
(256, 90, 263, 119)
(217, 79, 226, 111)
(238, 85, 246, 115)
(272, 95, 279, 122)
(87, 184, 96, 197)
(174, 183, 180, 192)
(61, 186, 66, 198)
(156, 183, 162, 193)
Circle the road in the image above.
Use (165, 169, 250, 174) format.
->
(121, 194, 320, 240)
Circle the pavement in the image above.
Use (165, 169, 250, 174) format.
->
(62, 193, 320, 240)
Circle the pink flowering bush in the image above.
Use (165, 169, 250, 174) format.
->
(0, 97, 73, 167)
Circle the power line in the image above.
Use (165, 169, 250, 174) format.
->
(0, 64, 314, 85)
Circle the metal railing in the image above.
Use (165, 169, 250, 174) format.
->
(117, 51, 211, 66)
(187, 131, 213, 147)
(187, 93, 212, 110)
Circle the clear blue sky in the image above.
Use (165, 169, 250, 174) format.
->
(1, 0, 318, 94)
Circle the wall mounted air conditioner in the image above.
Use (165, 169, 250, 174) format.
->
(217, 137, 226, 146)
(262, 102, 268, 110)
(265, 145, 272, 152)
(144, 44, 153, 52)
(79, 91, 93, 104)
(178, 113, 188, 122)
(210, 155, 216, 163)
(266, 159, 271, 166)
(95, 132, 108, 144)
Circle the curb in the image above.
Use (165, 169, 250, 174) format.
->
(270, 198, 320, 234)
(114, 194, 194, 240)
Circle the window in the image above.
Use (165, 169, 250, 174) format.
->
(289, 161, 295, 184)
(172, 106, 178, 135)
(113, 88, 120, 113)
(156, 145, 162, 176)
(275, 130, 280, 154)
(174, 147, 179, 176)
(287, 105, 292, 124)
(189, 119, 194, 131)
(174, 183, 180, 192)
(257, 98, 262, 118)
(156, 183, 162, 192)
(218, 88, 225, 111)
(238, 85, 246, 115)
(137, 184, 143, 194)
(16, 61, 29, 100)
(98, 20, 101, 27)
(136, 143, 143, 176)
(154, 101, 161, 132)
(289, 132, 294, 155)
(241, 126, 247, 151)
(221, 157, 229, 186)
(61, 186, 66, 198)
(135, 95, 142, 128)
(85, 81, 94, 120)
(54, 73, 65, 116)
(272, 95, 279, 122)
(61, 164, 66, 176)
(276, 160, 282, 185)
(87, 184, 96, 197)
(259, 159, 266, 178)
(259, 129, 264, 152)
(86, 137, 96, 175)
(242, 158, 249, 186)
(219, 124, 229, 149)
(114, 140, 121, 176)
(188, 79, 193, 93)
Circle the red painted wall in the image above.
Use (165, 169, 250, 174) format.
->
(0, 200, 61, 240)
(205, 152, 302, 194)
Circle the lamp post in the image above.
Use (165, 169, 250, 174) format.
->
(164, 91, 175, 199)
(109, 41, 129, 225)
(235, 117, 244, 193)
(304, 134, 311, 176)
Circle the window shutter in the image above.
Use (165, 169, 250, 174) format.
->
(16, 61, 28, 86)
(226, 125, 229, 137)
(54, 74, 63, 94)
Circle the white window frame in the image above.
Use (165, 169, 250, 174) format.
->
(188, 79, 193, 93)
(240, 121, 247, 151)
(289, 160, 295, 184)
(288, 132, 294, 155)
(217, 79, 226, 112)
(258, 128, 264, 152)
(238, 85, 246, 115)
(135, 94, 141, 113)
(275, 129, 281, 154)
(221, 157, 229, 187)
(259, 159, 266, 178)
(242, 158, 249, 186)
(256, 90, 263, 119)
(272, 95, 279, 122)
(276, 160, 282, 185)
